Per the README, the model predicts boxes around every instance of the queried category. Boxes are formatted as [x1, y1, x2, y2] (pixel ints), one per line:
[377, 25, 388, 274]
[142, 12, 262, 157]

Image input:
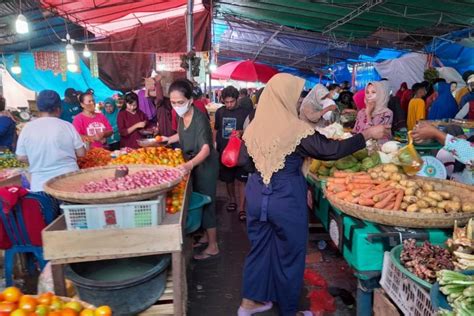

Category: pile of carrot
[326, 171, 404, 211]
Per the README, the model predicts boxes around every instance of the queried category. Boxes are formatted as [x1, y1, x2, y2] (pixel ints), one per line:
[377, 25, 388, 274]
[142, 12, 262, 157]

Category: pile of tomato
[77, 148, 112, 169]
[110, 147, 185, 167]
[0, 287, 112, 316]
[166, 180, 186, 214]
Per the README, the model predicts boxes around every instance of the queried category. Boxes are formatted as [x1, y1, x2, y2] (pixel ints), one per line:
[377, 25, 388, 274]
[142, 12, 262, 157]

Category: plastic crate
[380, 252, 436, 316]
[61, 195, 165, 230]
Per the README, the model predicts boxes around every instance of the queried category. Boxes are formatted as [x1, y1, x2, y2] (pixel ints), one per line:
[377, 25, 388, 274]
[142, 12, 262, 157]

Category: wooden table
[42, 181, 190, 316]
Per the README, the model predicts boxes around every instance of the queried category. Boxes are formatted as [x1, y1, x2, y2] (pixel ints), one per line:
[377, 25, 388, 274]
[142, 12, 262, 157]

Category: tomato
[64, 302, 83, 313]
[49, 299, 64, 311]
[79, 309, 94, 316]
[3, 287, 23, 303]
[48, 312, 62, 316]
[36, 305, 50, 316]
[38, 293, 54, 306]
[11, 309, 29, 316]
[19, 295, 38, 312]
[94, 306, 112, 316]
[0, 302, 17, 313]
[61, 308, 78, 316]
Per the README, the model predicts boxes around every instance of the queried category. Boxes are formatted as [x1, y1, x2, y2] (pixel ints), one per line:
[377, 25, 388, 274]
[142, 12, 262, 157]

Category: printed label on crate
[103, 210, 119, 228]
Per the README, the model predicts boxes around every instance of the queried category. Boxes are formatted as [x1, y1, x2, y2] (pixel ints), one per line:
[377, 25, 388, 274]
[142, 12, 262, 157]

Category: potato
[390, 173, 403, 182]
[372, 166, 383, 173]
[462, 202, 474, 213]
[399, 174, 408, 181]
[400, 180, 408, 187]
[381, 172, 392, 180]
[434, 208, 445, 214]
[437, 201, 449, 210]
[407, 204, 419, 212]
[445, 201, 461, 213]
[383, 164, 399, 173]
[422, 196, 438, 207]
[403, 196, 418, 204]
[415, 190, 424, 199]
[370, 172, 378, 179]
[405, 187, 417, 196]
[452, 196, 461, 202]
[422, 183, 434, 192]
[400, 202, 408, 210]
[427, 191, 443, 202]
[406, 181, 418, 188]
[416, 200, 429, 209]
[389, 182, 397, 187]
[420, 208, 434, 214]
[438, 191, 452, 200]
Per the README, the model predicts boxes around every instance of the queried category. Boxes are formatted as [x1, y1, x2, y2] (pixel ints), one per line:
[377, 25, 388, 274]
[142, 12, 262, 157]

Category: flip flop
[192, 241, 209, 248]
[227, 202, 237, 212]
[298, 311, 313, 316]
[193, 251, 221, 261]
[238, 210, 247, 222]
[237, 302, 273, 316]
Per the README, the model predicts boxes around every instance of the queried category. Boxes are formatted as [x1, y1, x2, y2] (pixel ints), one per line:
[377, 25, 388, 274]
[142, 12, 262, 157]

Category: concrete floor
[187, 182, 357, 316]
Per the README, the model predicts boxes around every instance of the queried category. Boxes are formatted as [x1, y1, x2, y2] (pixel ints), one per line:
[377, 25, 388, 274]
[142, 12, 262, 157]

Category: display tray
[44, 164, 183, 204]
[325, 177, 474, 228]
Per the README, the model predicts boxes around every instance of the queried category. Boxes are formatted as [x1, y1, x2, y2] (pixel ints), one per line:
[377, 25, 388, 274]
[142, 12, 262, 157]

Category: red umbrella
[211, 60, 278, 83]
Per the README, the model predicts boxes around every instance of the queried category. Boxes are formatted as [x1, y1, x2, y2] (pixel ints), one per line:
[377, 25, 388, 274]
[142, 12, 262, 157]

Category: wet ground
[187, 182, 357, 316]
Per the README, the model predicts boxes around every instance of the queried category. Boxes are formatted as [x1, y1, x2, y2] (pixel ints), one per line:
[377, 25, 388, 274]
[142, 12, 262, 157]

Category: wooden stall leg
[172, 252, 185, 316]
[51, 264, 67, 296]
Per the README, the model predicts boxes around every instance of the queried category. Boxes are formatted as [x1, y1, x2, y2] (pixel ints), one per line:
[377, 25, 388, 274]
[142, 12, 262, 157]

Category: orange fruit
[0, 301, 18, 313]
[19, 295, 38, 312]
[79, 309, 94, 316]
[36, 305, 50, 316]
[64, 302, 83, 313]
[94, 306, 112, 316]
[3, 287, 23, 303]
[48, 312, 62, 316]
[38, 293, 54, 306]
[11, 309, 29, 316]
[49, 299, 64, 311]
[61, 308, 78, 316]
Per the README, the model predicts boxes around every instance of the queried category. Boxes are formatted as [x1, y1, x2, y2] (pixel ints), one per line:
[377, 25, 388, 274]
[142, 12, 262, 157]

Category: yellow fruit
[94, 306, 112, 316]
[3, 287, 23, 303]
[64, 302, 83, 313]
[79, 309, 94, 316]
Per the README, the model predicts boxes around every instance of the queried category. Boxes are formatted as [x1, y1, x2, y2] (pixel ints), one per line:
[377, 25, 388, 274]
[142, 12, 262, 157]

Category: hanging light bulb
[11, 55, 21, 74]
[65, 43, 76, 64]
[209, 63, 217, 72]
[15, 14, 29, 34]
[67, 63, 78, 73]
[83, 44, 91, 58]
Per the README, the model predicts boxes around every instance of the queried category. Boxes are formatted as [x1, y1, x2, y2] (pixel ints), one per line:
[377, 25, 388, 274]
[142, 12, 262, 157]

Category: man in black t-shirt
[214, 86, 251, 220]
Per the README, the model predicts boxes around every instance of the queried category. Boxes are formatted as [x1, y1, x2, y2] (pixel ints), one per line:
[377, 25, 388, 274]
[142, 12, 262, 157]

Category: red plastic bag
[304, 269, 328, 288]
[308, 289, 336, 313]
[221, 130, 242, 168]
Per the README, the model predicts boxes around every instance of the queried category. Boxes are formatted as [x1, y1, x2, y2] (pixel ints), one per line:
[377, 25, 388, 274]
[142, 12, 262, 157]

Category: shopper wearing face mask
[320, 83, 341, 124]
[162, 79, 220, 261]
[455, 72, 474, 120]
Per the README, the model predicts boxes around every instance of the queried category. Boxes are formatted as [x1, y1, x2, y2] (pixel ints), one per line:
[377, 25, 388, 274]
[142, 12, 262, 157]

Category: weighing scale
[307, 175, 451, 316]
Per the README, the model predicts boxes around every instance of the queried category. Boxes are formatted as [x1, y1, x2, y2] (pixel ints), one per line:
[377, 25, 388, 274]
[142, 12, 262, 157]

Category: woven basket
[32, 296, 96, 309]
[326, 177, 474, 228]
[44, 164, 183, 204]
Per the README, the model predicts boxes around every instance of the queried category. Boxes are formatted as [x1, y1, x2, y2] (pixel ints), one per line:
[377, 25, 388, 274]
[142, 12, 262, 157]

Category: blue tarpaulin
[5, 51, 118, 101]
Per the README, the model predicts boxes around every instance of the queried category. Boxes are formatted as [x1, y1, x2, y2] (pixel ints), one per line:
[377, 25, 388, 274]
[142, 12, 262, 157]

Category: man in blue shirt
[0, 96, 16, 150]
[60, 88, 81, 123]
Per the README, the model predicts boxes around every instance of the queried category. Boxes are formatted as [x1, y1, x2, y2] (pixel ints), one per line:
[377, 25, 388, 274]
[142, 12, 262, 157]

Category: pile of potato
[368, 164, 473, 214]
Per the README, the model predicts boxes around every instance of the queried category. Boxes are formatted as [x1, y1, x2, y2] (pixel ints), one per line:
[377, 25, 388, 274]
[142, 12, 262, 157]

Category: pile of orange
[110, 147, 185, 167]
[166, 180, 186, 214]
[0, 287, 112, 316]
[78, 148, 112, 169]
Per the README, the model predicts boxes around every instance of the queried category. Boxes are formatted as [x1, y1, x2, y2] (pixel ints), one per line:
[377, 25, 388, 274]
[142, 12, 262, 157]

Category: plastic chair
[0, 193, 55, 286]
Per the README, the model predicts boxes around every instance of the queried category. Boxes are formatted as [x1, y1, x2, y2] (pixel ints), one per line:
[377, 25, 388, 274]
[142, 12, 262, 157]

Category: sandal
[237, 302, 273, 316]
[227, 202, 237, 212]
[193, 251, 221, 261]
[192, 241, 209, 248]
[238, 210, 247, 221]
[298, 312, 313, 316]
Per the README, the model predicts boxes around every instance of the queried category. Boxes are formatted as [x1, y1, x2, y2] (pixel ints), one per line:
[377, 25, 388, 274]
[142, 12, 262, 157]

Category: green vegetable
[318, 165, 330, 177]
[347, 164, 361, 172]
[464, 285, 474, 297]
[329, 166, 337, 177]
[335, 156, 358, 170]
[441, 284, 466, 296]
[321, 161, 335, 168]
[438, 270, 474, 286]
[361, 157, 376, 171]
[352, 148, 369, 161]
[370, 152, 381, 165]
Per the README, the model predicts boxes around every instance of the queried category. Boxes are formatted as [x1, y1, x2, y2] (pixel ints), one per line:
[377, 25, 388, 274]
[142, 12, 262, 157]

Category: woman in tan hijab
[353, 81, 393, 144]
[238, 74, 388, 316]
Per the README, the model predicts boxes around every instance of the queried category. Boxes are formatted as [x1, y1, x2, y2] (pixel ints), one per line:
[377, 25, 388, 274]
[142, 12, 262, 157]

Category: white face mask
[367, 93, 377, 101]
[174, 101, 190, 117]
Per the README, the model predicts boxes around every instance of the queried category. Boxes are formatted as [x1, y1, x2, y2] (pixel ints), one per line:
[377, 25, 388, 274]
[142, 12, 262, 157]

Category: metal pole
[186, 0, 194, 80]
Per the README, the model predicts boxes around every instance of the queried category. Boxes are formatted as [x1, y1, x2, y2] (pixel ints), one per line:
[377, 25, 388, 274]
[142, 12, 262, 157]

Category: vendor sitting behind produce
[16, 90, 86, 192]
[73, 92, 113, 149]
[412, 122, 473, 185]
[117, 92, 152, 149]
[0, 95, 16, 151]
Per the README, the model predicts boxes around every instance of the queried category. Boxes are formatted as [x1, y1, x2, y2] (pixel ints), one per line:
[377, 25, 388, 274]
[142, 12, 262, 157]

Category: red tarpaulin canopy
[212, 60, 279, 83]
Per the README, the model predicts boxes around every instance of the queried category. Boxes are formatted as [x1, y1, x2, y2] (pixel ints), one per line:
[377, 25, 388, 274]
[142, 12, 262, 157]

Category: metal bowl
[137, 139, 166, 148]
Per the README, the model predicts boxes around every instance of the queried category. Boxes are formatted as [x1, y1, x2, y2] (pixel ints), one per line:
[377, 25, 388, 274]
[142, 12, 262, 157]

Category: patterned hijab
[243, 73, 315, 185]
[365, 81, 391, 116]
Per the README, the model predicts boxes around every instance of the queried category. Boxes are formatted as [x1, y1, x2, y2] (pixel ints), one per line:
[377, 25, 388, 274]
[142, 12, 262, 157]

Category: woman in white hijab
[299, 83, 338, 128]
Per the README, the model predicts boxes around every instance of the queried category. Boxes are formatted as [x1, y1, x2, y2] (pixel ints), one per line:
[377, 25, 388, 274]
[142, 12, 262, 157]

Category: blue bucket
[185, 192, 211, 234]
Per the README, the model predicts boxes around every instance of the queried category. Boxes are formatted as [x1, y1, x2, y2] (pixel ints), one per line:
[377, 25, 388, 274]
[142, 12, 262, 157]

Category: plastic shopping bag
[221, 130, 242, 168]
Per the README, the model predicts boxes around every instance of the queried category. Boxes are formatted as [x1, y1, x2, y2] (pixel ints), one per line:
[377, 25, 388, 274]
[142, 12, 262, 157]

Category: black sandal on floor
[238, 210, 247, 221]
[227, 202, 237, 212]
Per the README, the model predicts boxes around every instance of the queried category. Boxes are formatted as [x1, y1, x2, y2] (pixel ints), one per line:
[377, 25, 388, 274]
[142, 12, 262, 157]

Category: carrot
[352, 197, 360, 204]
[333, 171, 351, 178]
[374, 191, 397, 209]
[361, 187, 393, 199]
[331, 184, 347, 193]
[352, 187, 374, 197]
[335, 191, 351, 199]
[359, 198, 375, 206]
[386, 202, 395, 210]
[392, 190, 404, 210]
[328, 178, 346, 184]
[349, 179, 378, 185]
[373, 189, 396, 202]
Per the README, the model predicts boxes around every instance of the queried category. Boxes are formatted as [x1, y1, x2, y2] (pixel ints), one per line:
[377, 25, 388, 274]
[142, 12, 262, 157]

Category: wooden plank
[139, 304, 174, 315]
[373, 289, 401, 316]
[43, 216, 182, 262]
[51, 264, 67, 296]
[172, 252, 184, 316]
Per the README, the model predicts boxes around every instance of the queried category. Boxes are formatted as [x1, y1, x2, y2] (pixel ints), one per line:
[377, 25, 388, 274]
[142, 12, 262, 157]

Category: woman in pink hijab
[353, 81, 393, 144]
[353, 89, 366, 110]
